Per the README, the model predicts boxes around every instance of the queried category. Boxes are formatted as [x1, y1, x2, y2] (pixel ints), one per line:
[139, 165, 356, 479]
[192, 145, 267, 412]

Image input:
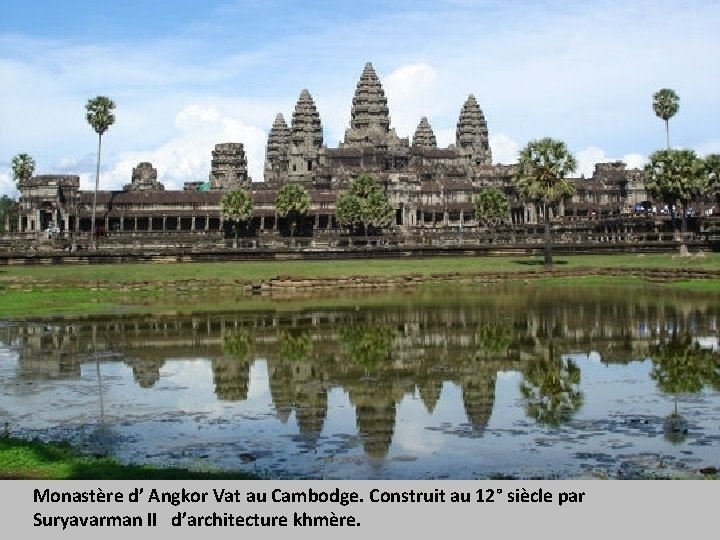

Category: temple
[13, 61, 659, 244]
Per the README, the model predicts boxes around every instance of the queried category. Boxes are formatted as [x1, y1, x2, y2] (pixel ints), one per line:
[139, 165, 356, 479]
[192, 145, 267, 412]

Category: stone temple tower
[124, 162, 164, 191]
[288, 89, 323, 180]
[412, 117, 437, 149]
[456, 94, 492, 165]
[264, 113, 290, 182]
[342, 62, 405, 150]
[209, 142, 250, 189]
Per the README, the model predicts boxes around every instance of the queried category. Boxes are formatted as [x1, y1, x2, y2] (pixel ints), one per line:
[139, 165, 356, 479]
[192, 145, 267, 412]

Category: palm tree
[10, 153, 35, 188]
[514, 137, 577, 268]
[703, 153, 720, 206]
[645, 148, 703, 234]
[275, 183, 310, 238]
[220, 187, 253, 248]
[85, 96, 116, 250]
[652, 88, 680, 150]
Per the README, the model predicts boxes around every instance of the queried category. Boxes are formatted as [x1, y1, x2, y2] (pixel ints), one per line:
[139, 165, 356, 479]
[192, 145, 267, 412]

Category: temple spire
[264, 113, 290, 181]
[288, 89, 323, 179]
[456, 94, 492, 165]
[342, 62, 405, 149]
[412, 117, 437, 148]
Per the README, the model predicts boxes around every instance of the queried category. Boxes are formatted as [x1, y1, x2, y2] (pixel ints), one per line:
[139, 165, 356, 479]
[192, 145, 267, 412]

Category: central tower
[342, 62, 405, 150]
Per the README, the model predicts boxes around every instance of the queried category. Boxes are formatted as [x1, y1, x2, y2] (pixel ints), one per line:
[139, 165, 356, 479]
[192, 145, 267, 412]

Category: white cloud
[435, 128, 455, 149]
[622, 154, 646, 170]
[575, 146, 647, 178]
[0, 169, 17, 198]
[2, 1, 718, 198]
[384, 63, 439, 139]
[490, 133, 520, 165]
[575, 147, 609, 178]
[104, 105, 267, 191]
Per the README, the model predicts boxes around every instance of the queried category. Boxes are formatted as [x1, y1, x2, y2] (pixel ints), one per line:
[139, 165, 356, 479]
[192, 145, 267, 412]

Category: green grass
[2, 253, 719, 283]
[0, 437, 259, 480]
[1, 254, 718, 319]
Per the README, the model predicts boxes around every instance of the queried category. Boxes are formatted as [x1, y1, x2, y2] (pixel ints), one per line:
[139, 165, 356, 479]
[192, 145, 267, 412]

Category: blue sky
[1, 0, 718, 194]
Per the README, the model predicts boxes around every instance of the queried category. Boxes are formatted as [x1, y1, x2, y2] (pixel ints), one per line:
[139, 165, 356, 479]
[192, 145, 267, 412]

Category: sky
[1, 0, 718, 196]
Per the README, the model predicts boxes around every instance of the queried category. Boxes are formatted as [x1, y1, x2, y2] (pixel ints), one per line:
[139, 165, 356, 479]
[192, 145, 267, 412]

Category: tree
[335, 192, 363, 233]
[703, 153, 720, 205]
[514, 137, 576, 268]
[652, 88, 680, 150]
[475, 187, 509, 241]
[275, 183, 310, 237]
[220, 188, 253, 247]
[644, 148, 703, 234]
[86, 96, 116, 250]
[336, 174, 394, 237]
[11, 153, 35, 188]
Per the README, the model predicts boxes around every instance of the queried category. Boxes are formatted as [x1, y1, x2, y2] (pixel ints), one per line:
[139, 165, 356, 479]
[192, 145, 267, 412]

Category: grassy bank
[1, 254, 718, 319]
[2, 253, 720, 283]
[0, 437, 257, 480]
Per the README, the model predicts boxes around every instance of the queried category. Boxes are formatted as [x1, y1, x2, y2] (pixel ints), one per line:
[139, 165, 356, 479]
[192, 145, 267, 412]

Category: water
[1, 284, 718, 479]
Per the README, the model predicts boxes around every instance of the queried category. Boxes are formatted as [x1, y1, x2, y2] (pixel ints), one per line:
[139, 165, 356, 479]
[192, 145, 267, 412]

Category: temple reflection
[2, 285, 718, 460]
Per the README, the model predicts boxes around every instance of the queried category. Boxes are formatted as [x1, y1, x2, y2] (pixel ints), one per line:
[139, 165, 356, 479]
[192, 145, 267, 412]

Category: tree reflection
[339, 324, 395, 371]
[213, 331, 255, 401]
[475, 323, 512, 356]
[278, 331, 313, 362]
[222, 331, 254, 360]
[650, 333, 715, 397]
[650, 332, 720, 443]
[519, 345, 584, 427]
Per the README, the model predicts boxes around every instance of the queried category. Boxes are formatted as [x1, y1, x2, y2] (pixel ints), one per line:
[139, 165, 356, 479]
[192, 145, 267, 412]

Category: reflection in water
[650, 332, 720, 444]
[651, 333, 720, 398]
[339, 324, 395, 372]
[216, 331, 254, 401]
[475, 323, 512, 356]
[519, 346, 583, 427]
[1, 284, 719, 478]
[278, 331, 313, 363]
